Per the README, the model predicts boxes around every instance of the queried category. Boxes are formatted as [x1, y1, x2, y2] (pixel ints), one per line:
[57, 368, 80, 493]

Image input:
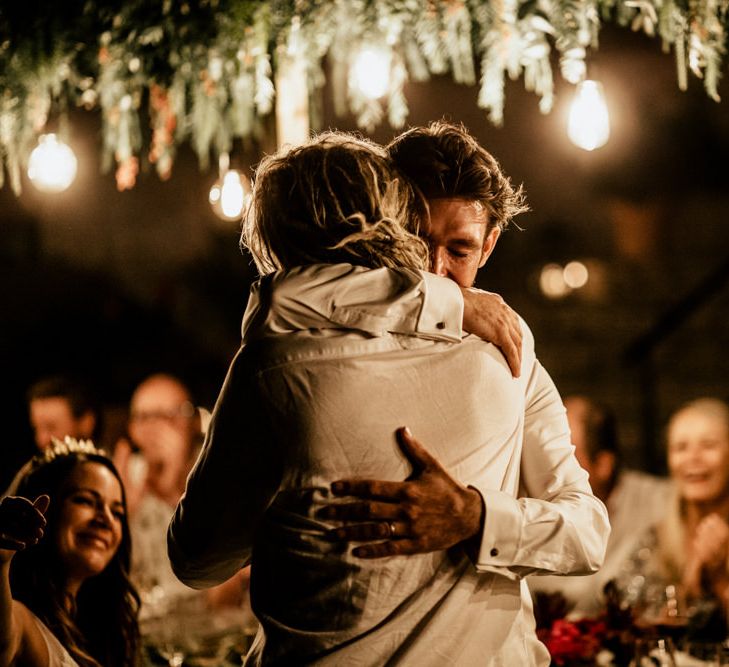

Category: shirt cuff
[470, 485, 521, 580]
[416, 272, 464, 342]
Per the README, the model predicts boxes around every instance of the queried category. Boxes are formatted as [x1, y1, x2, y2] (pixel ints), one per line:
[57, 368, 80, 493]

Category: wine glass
[630, 637, 677, 667]
[636, 583, 689, 640]
[139, 585, 190, 666]
[156, 644, 185, 667]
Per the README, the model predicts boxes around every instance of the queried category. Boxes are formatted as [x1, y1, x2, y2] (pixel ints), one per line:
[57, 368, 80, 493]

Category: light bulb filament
[568, 80, 610, 151]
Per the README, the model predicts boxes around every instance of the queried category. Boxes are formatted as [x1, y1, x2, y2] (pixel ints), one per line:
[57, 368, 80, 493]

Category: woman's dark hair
[9, 447, 140, 667]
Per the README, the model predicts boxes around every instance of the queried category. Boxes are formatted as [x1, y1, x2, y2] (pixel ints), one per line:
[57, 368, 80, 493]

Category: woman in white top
[624, 398, 729, 626]
[0, 437, 139, 666]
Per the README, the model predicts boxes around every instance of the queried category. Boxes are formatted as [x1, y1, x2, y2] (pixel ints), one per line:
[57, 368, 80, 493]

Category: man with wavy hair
[169, 130, 608, 665]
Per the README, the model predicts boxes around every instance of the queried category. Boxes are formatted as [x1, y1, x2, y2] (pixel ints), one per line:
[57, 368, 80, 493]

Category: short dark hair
[387, 120, 528, 231]
[27, 375, 98, 421]
[27, 375, 102, 443]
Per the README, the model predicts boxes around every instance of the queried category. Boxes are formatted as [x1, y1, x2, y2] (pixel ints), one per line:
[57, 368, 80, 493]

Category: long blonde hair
[241, 132, 429, 275]
[655, 398, 729, 582]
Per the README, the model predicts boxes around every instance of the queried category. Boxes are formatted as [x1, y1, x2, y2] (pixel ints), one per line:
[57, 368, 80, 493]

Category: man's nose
[431, 248, 448, 277]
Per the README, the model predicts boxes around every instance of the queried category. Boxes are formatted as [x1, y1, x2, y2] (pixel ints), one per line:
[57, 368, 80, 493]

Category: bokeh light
[568, 80, 610, 151]
[563, 260, 589, 289]
[351, 47, 392, 99]
[27, 134, 78, 193]
[209, 170, 249, 222]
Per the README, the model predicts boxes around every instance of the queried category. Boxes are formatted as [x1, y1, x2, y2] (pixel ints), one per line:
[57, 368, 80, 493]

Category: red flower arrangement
[538, 618, 609, 666]
[533, 584, 639, 666]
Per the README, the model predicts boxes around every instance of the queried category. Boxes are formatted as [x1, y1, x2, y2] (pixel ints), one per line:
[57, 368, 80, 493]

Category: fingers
[500, 334, 522, 379]
[352, 538, 422, 559]
[494, 306, 522, 378]
[699, 513, 729, 533]
[34, 495, 50, 515]
[318, 500, 401, 522]
[0, 535, 27, 551]
[0, 496, 47, 550]
[461, 288, 522, 378]
[328, 519, 405, 543]
[395, 427, 441, 474]
[330, 478, 408, 501]
[330, 428, 441, 497]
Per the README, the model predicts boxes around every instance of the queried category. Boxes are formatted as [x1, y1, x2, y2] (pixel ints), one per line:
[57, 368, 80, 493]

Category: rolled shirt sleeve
[470, 357, 610, 579]
[168, 344, 282, 588]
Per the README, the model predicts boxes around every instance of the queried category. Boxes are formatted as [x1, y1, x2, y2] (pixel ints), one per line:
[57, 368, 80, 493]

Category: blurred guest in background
[114, 373, 204, 604]
[122, 373, 202, 512]
[625, 397, 729, 617]
[114, 372, 250, 620]
[529, 395, 672, 616]
[0, 437, 139, 667]
[26, 375, 101, 451]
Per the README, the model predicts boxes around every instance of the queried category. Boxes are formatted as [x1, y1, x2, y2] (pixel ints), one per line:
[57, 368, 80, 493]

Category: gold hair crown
[42, 436, 106, 463]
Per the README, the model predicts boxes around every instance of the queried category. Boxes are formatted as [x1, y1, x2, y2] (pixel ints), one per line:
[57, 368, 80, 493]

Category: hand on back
[317, 427, 484, 558]
[461, 287, 522, 378]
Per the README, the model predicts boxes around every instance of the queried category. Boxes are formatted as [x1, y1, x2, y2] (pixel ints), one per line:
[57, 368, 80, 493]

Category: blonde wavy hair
[655, 398, 729, 584]
[241, 132, 429, 275]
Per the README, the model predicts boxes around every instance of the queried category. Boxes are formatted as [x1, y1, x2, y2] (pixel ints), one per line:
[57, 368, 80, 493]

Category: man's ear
[593, 450, 617, 485]
[78, 410, 97, 439]
[478, 226, 501, 268]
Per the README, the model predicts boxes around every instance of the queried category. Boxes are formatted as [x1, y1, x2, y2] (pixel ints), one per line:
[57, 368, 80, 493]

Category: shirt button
[436, 321, 446, 330]
[490, 548, 499, 557]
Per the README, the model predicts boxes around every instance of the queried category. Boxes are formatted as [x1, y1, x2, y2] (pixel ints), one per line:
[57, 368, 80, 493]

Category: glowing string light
[568, 80, 610, 151]
[351, 47, 392, 99]
[209, 168, 249, 222]
[27, 134, 78, 192]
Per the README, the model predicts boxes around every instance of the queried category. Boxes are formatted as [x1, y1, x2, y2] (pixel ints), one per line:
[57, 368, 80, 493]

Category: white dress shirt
[529, 469, 672, 616]
[169, 263, 609, 666]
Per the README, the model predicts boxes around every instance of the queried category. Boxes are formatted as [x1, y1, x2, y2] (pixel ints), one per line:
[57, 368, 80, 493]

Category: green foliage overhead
[0, 0, 726, 192]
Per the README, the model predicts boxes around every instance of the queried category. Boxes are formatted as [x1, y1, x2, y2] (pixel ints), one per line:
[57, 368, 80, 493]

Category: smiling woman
[622, 398, 729, 627]
[0, 438, 139, 667]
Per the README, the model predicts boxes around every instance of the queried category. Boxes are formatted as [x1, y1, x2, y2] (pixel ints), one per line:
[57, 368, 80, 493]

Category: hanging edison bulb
[568, 80, 610, 151]
[27, 133, 78, 192]
[351, 46, 392, 99]
[209, 154, 250, 222]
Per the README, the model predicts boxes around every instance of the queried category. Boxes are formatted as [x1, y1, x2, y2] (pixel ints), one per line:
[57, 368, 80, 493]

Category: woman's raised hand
[694, 513, 729, 575]
[683, 513, 729, 599]
[0, 495, 50, 559]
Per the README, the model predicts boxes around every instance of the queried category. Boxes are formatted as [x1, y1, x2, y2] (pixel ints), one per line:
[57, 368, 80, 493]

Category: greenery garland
[0, 0, 726, 193]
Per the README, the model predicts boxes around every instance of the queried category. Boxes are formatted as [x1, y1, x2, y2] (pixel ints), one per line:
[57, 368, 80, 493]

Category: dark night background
[1, 25, 728, 488]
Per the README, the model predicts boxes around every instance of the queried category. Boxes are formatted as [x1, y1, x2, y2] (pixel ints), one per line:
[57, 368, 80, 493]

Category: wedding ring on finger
[386, 521, 397, 539]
